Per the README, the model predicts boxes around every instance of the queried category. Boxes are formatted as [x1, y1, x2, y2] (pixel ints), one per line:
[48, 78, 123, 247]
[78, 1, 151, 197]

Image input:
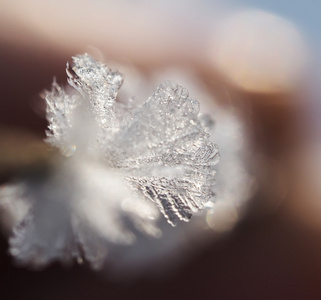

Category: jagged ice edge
[44, 53, 220, 226]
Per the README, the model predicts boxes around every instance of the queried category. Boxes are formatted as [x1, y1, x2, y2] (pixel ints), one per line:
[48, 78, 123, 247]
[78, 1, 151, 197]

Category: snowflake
[1, 54, 219, 269]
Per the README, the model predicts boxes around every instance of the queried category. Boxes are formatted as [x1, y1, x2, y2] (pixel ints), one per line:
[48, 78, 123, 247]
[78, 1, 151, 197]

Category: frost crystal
[2, 54, 219, 268]
[46, 54, 219, 225]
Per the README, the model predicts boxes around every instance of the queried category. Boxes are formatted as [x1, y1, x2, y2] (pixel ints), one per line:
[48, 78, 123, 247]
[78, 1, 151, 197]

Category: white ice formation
[1, 54, 219, 268]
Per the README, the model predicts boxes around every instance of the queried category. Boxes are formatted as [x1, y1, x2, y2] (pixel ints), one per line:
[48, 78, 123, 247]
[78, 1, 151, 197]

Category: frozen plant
[0, 54, 219, 269]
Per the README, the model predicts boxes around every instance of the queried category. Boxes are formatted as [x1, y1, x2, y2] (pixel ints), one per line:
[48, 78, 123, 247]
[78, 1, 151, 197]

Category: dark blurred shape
[0, 129, 52, 184]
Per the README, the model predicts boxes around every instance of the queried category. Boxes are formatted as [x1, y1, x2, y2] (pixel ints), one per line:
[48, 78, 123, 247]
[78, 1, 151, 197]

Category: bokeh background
[1, 0, 321, 299]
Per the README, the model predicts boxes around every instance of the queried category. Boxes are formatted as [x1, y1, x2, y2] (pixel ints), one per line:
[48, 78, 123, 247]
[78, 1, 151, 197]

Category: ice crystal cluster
[0, 54, 219, 269]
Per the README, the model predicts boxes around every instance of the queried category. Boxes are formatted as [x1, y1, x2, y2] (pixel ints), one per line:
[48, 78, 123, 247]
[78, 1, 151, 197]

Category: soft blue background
[204, 0, 320, 47]
[239, 0, 320, 44]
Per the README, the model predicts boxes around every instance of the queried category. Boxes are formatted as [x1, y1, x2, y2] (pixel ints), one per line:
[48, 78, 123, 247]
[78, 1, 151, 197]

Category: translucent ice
[2, 54, 219, 268]
[45, 54, 219, 225]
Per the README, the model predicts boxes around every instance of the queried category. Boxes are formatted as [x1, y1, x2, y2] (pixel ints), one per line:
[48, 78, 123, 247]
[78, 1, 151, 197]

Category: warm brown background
[1, 2, 321, 298]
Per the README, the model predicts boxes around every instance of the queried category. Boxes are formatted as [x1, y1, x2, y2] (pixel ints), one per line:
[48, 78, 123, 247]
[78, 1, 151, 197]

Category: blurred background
[1, 0, 321, 299]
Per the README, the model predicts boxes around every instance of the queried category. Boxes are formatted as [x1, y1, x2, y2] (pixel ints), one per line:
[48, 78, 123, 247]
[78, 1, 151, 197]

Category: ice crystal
[46, 54, 219, 226]
[2, 54, 219, 268]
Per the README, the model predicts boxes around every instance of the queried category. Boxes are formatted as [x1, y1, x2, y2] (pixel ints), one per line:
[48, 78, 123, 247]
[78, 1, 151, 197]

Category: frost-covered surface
[46, 54, 219, 226]
[0, 54, 220, 269]
[149, 70, 254, 233]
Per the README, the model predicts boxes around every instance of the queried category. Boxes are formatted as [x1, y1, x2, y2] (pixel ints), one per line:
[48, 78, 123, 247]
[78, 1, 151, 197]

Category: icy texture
[45, 54, 219, 226]
[3, 54, 219, 268]
[66, 54, 123, 127]
[117, 82, 219, 225]
[7, 161, 159, 269]
[148, 70, 253, 234]
[44, 80, 79, 154]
